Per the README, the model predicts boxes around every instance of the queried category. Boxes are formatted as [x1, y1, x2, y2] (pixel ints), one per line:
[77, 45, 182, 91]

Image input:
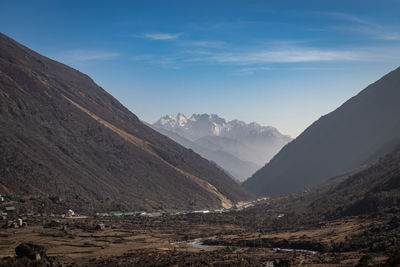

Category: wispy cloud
[305, 28, 328, 32]
[129, 32, 400, 74]
[381, 33, 400, 41]
[58, 50, 119, 62]
[131, 54, 182, 68]
[130, 54, 155, 61]
[130, 44, 400, 74]
[314, 11, 400, 41]
[137, 33, 183, 40]
[188, 47, 361, 65]
[265, 40, 311, 46]
[189, 20, 282, 31]
[313, 11, 370, 25]
[179, 40, 227, 48]
[335, 24, 400, 41]
[232, 66, 272, 76]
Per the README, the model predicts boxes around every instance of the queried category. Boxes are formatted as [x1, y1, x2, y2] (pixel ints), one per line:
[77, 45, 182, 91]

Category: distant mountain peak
[158, 113, 188, 127]
[152, 113, 292, 181]
[154, 113, 288, 140]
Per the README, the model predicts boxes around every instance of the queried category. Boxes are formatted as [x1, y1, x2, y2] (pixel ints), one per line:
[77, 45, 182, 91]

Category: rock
[15, 243, 46, 260]
[273, 259, 291, 267]
[44, 220, 60, 228]
[95, 223, 106, 231]
[4, 220, 19, 229]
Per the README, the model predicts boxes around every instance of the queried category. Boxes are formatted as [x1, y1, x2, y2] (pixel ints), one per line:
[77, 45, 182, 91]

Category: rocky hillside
[308, 145, 400, 218]
[244, 67, 400, 196]
[0, 33, 251, 214]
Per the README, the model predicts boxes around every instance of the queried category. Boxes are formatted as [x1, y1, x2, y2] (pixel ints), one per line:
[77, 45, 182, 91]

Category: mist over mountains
[151, 113, 292, 182]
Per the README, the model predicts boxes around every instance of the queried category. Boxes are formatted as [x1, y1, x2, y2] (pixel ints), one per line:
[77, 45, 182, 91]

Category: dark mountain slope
[264, 144, 400, 219]
[308, 145, 400, 217]
[0, 33, 251, 213]
[244, 66, 400, 196]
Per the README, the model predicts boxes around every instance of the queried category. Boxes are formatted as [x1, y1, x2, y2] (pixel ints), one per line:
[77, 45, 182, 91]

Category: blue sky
[1, 0, 400, 137]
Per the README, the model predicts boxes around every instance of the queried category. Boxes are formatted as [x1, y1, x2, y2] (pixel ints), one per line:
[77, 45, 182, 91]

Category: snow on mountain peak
[176, 113, 187, 126]
[157, 113, 188, 127]
[153, 113, 290, 141]
[151, 113, 293, 180]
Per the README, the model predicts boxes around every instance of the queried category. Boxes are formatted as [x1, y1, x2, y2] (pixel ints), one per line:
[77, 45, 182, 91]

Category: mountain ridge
[0, 32, 251, 213]
[154, 113, 290, 142]
[243, 66, 400, 196]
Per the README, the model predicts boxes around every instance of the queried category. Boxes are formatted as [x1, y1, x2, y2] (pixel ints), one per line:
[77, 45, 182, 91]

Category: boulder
[95, 223, 106, 231]
[44, 220, 60, 228]
[15, 243, 46, 260]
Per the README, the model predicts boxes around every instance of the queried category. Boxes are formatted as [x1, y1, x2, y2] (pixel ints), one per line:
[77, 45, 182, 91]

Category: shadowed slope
[309, 144, 400, 217]
[244, 66, 400, 196]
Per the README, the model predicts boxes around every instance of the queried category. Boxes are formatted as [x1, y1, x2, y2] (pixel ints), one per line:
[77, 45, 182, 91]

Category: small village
[0, 191, 268, 230]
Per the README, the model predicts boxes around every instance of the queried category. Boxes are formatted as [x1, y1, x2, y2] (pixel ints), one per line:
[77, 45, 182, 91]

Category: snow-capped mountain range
[155, 113, 285, 140]
[151, 113, 292, 182]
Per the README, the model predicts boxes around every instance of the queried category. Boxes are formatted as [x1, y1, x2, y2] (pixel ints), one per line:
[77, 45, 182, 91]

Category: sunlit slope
[0, 33, 251, 213]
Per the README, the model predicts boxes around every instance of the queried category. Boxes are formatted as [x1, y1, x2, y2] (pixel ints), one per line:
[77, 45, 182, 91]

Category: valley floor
[0, 212, 398, 266]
